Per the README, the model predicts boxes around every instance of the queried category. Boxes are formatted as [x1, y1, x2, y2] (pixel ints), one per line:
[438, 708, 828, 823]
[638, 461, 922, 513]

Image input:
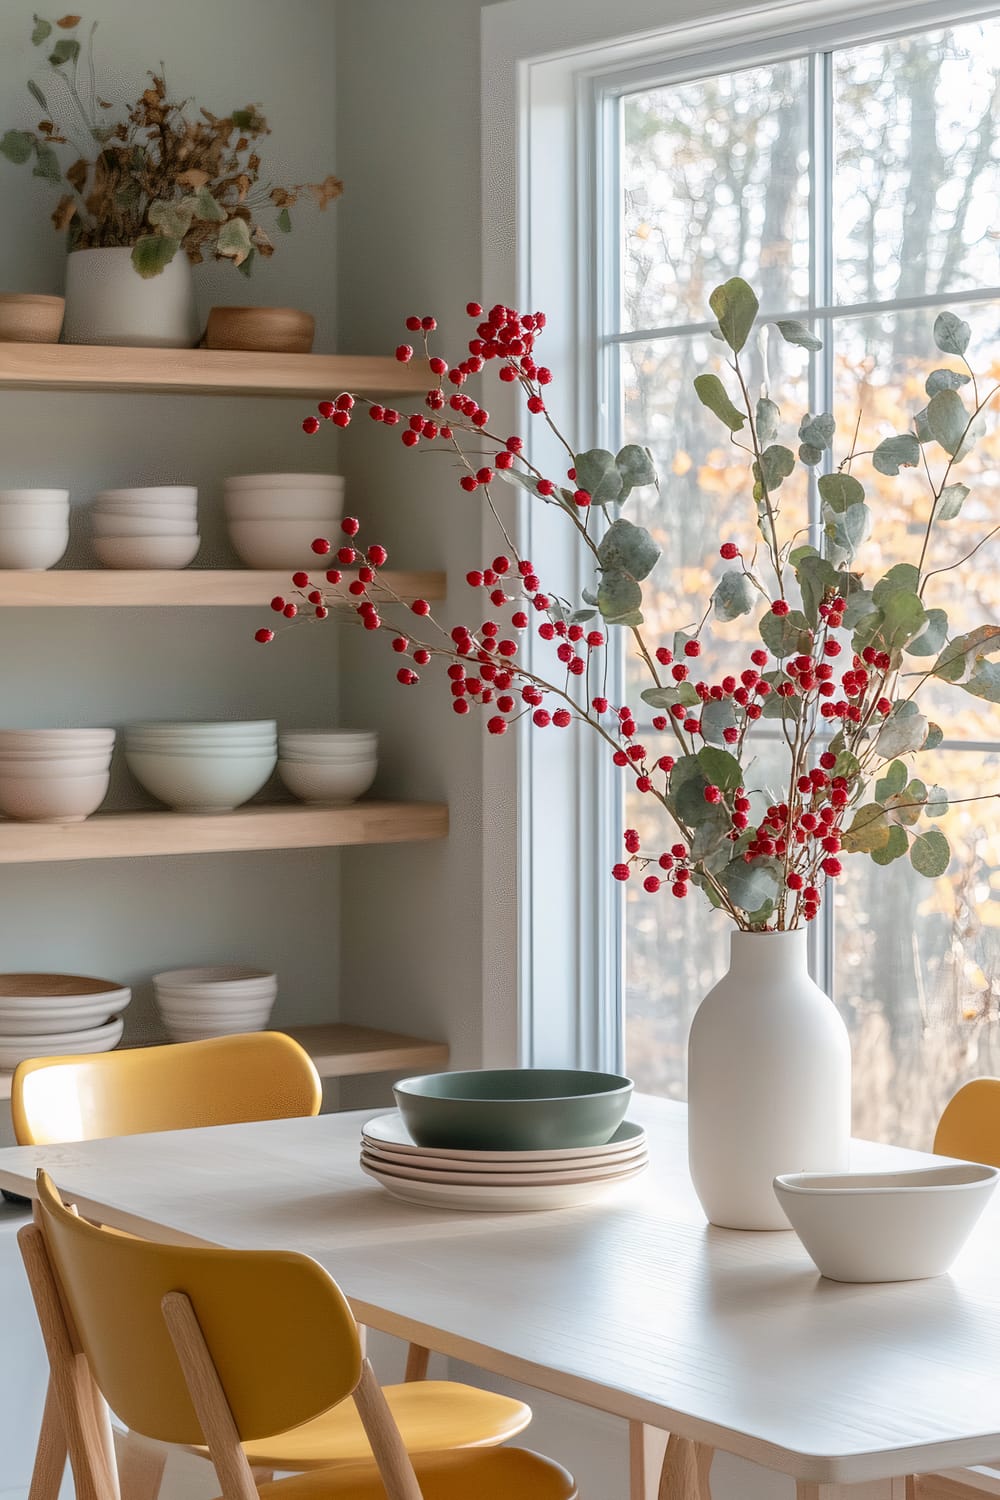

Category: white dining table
[2, 1094, 999, 1500]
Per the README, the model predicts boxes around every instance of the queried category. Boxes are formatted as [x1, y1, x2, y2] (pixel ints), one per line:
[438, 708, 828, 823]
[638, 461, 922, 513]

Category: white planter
[62, 247, 199, 348]
[687, 929, 852, 1230]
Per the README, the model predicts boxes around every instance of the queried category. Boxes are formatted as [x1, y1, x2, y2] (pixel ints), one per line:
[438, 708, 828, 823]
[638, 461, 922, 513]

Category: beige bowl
[205, 306, 314, 354]
[0, 769, 110, 822]
[224, 474, 345, 490]
[0, 729, 115, 750]
[0, 754, 111, 776]
[0, 489, 70, 507]
[227, 519, 339, 569]
[0, 293, 64, 343]
[277, 755, 376, 806]
[92, 535, 200, 570]
[96, 486, 197, 506]
[0, 528, 69, 570]
[125, 745, 276, 813]
[91, 515, 199, 538]
[223, 490, 346, 521]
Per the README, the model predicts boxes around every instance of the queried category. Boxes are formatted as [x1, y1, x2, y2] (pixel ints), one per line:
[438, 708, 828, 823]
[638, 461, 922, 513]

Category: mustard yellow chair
[12, 1035, 531, 1499]
[21, 1172, 576, 1500]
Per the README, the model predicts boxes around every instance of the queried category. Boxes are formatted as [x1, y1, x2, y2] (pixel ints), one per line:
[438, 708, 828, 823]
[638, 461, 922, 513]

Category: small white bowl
[773, 1163, 1000, 1282]
[0, 729, 115, 749]
[91, 515, 199, 538]
[0, 489, 70, 506]
[0, 504, 69, 524]
[224, 491, 345, 521]
[94, 500, 198, 518]
[0, 528, 68, 570]
[0, 754, 112, 777]
[127, 720, 277, 737]
[153, 965, 276, 987]
[227, 518, 340, 570]
[92, 535, 200, 570]
[125, 746, 276, 813]
[0, 769, 110, 822]
[277, 755, 376, 806]
[224, 473, 344, 490]
[96, 486, 198, 505]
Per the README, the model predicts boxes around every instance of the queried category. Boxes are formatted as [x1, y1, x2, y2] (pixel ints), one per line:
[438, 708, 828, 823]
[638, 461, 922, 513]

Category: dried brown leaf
[176, 168, 210, 188]
[308, 173, 343, 209]
[51, 194, 77, 231]
[66, 157, 88, 192]
[56, 14, 82, 27]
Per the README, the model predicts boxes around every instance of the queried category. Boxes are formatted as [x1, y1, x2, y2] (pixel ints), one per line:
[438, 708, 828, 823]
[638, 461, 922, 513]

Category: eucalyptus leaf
[933, 626, 1000, 684]
[872, 433, 920, 476]
[823, 500, 870, 565]
[700, 696, 738, 746]
[0, 130, 35, 164]
[596, 568, 643, 625]
[276, 207, 292, 232]
[709, 277, 758, 354]
[921, 723, 944, 751]
[773, 319, 822, 352]
[236, 248, 257, 279]
[875, 701, 929, 759]
[913, 406, 934, 444]
[760, 673, 801, 721]
[697, 746, 743, 792]
[925, 785, 949, 818]
[130, 234, 180, 278]
[48, 37, 80, 65]
[832, 749, 861, 782]
[755, 444, 795, 493]
[885, 780, 927, 828]
[910, 828, 951, 879]
[798, 412, 835, 451]
[693, 374, 745, 433]
[31, 141, 61, 184]
[574, 448, 624, 506]
[906, 607, 948, 657]
[873, 564, 920, 605]
[689, 805, 733, 864]
[818, 472, 865, 513]
[842, 802, 891, 854]
[794, 553, 838, 627]
[718, 857, 783, 914]
[713, 569, 755, 621]
[840, 585, 875, 630]
[641, 682, 700, 711]
[755, 398, 780, 445]
[799, 443, 824, 467]
[148, 198, 195, 239]
[759, 607, 811, 658]
[926, 368, 970, 396]
[935, 483, 970, 521]
[874, 760, 907, 802]
[615, 444, 657, 500]
[933, 311, 971, 357]
[927, 388, 982, 461]
[31, 15, 52, 44]
[870, 825, 909, 867]
[216, 216, 253, 264]
[877, 588, 928, 655]
[597, 517, 660, 581]
[191, 185, 226, 223]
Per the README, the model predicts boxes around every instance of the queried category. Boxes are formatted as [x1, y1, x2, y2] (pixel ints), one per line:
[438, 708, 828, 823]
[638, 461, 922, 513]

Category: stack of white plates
[0, 488, 69, 570]
[278, 729, 377, 806]
[0, 728, 115, 823]
[90, 486, 200, 570]
[224, 473, 345, 568]
[360, 1113, 648, 1211]
[153, 965, 278, 1042]
[124, 720, 277, 813]
[0, 972, 130, 1069]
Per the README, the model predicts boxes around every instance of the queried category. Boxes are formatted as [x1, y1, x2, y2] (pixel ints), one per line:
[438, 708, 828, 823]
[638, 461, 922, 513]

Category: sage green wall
[0, 0, 342, 1143]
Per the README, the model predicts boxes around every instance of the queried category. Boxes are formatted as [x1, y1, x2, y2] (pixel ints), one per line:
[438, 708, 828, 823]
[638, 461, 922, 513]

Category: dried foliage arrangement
[0, 14, 342, 277]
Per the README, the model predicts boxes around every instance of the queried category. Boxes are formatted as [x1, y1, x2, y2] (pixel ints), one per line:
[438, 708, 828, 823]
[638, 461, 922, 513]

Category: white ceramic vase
[687, 928, 852, 1230]
[62, 247, 199, 348]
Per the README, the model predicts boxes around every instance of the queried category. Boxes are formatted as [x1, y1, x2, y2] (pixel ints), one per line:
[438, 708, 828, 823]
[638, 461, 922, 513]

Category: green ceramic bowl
[393, 1068, 634, 1151]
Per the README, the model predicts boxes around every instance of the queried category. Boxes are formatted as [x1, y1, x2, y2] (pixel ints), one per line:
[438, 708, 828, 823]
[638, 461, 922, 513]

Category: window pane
[621, 330, 809, 705]
[835, 749, 1000, 1148]
[622, 58, 811, 332]
[832, 303, 1000, 739]
[834, 22, 1000, 307]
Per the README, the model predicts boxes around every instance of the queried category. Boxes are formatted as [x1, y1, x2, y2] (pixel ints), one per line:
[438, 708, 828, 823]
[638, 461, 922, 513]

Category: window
[603, 14, 1000, 1145]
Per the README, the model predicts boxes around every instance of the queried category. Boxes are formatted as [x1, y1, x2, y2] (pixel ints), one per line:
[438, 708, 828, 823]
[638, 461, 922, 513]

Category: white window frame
[481, 0, 1000, 1071]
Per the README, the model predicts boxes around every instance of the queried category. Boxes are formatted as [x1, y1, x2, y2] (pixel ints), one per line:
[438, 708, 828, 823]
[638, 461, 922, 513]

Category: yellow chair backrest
[34, 1170, 362, 1446]
[12, 1031, 322, 1145]
[934, 1078, 1000, 1167]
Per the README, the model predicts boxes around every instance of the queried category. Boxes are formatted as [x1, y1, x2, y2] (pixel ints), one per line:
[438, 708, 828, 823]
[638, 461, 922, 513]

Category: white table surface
[2, 1094, 999, 1490]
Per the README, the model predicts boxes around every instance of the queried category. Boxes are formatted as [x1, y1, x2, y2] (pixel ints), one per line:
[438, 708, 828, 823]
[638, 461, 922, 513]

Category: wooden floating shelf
[0, 1022, 449, 1101]
[0, 569, 446, 607]
[0, 801, 448, 865]
[0, 345, 432, 399]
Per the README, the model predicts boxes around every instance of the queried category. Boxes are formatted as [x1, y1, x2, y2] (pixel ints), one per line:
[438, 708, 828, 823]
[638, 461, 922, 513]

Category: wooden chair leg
[403, 1344, 431, 1382]
[658, 1434, 709, 1500]
[160, 1292, 259, 1500]
[116, 1432, 168, 1500]
[351, 1358, 424, 1500]
[28, 1377, 68, 1500]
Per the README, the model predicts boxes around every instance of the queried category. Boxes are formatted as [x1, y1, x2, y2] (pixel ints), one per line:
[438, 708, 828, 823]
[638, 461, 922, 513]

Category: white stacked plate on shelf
[0, 973, 130, 1069]
[360, 1112, 648, 1211]
[224, 473, 345, 568]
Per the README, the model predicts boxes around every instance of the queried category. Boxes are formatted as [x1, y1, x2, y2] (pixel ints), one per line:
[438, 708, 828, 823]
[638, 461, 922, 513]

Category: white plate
[360, 1148, 648, 1188]
[0, 994, 131, 1034]
[361, 1137, 648, 1176]
[0, 1016, 124, 1068]
[361, 1159, 647, 1212]
[362, 1112, 646, 1163]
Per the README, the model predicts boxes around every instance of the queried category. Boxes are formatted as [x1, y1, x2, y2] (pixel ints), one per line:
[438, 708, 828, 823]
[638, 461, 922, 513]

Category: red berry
[453, 699, 471, 715]
[537, 367, 552, 385]
[487, 716, 507, 735]
[643, 875, 661, 893]
[270, 595, 285, 612]
[821, 857, 843, 877]
[325, 569, 342, 585]
[671, 882, 688, 899]
[397, 668, 418, 685]
[771, 599, 790, 616]
[302, 416, 320, 434]
[533, 709, 551, 728]
[318, 400, 335, 419]
[413, 649, 431, 666]
[612, 863, 631, 882]
[283, 603, 297, 618]
[819, 751, 837, 770]
[552, 709, 572, 728]
[369, 405, 385, 422]
[335, 393, 354, 411]
[527, 395, 545, 413]
[750, 649, 768, 667]
[411, 598, 431, 616]
[477, 467, 494, 484]
[467, 301, 483, 317]
[391, 636, 408, 653]
[341, 517, 360, 536]
[254, 628, 274, 643]
[655, 647, 673, 666]
[573, 489, 591, 507]
[460, 475, 478, 492]
[877, 697, 892, 715]
[405, 316, 422, 332]
[506, 436, 524, 453]
[704, 784, 722, 804]
[429, 357, 447, 376]
[382, 409, 400, 425]
[337, 546, 356, 564]
[592, 696, 609, 714]
[402, 429, 419, 447]
[536, 479, 555, 497]
[395, 344, 413, 362]
[787, 872, 804, 890]
[421, 315, 436, 331]
[332, 411, 350, 428]
[315, 606, 328, 619]
[684, 640, 701, 658]
[311, 537, 332, 555]
[720, 542, 739, 560]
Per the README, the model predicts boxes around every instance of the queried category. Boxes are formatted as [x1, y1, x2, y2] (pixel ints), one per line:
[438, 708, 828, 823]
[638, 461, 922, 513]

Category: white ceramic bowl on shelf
[224, 491, 345, 521]
[0, 729, 115, 751]
[91, 515, 198, 538]
[0, 753, 112, 777]
[227, 518, 339, 570]
[0, 768, 110, 822]
[0, 504, 70, 526]
[95, 486, 197, 506]
[126, 719, 276, 739]
[0, 489, 70, 507]
[0, 527, 69, 570]
[125, 745, 276, 812]
[93, 501, 198, 520]
[278, 755, 376, 806]
[153, 965, 277, 1041]
[92, 535, 200, 570]
[773, 1163, 1000, 1282]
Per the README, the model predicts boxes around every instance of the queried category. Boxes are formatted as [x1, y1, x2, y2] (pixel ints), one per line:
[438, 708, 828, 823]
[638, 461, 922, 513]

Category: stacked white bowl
[0, 488, 69, 570]
[152, 965, 278, 1042]
[90, 485, 200, 569]
[0, 728, 114, 823]
[224, 473, 345, 568]
[124, 720, 277, 814]
[278, 729, 377, 806]
[0, 973, 131, 1069]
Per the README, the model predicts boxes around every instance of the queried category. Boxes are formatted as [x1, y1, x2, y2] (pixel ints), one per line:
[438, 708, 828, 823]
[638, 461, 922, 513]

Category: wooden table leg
[657, 1434, 712, 1500]
[629, 1421, 668, 1500]
[116, 1432, 167, 1500]
[403, 1345, 431, 1382]
[28, 1378, 67, 1500]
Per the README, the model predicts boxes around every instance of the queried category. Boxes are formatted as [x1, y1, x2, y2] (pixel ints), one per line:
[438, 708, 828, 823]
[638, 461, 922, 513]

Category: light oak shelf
[0, 1021, 449, 1101]
[0, 568, 446, 607]
[0, 801, 449, 865]
[0, 344, 432, 398]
